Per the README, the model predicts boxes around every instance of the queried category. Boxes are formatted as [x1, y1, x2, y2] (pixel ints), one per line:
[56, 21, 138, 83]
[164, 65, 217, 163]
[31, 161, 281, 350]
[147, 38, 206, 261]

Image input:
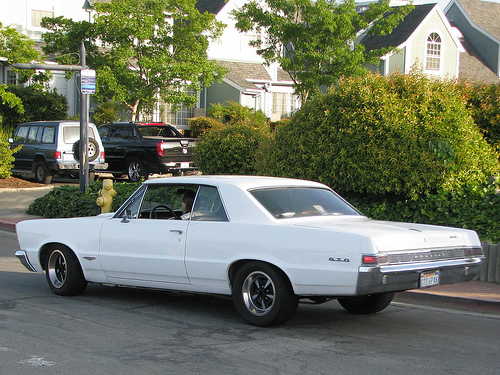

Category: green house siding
[206, 81, 240, 108]
[409, 12, 459, 77]
[388, 48, 406, 73]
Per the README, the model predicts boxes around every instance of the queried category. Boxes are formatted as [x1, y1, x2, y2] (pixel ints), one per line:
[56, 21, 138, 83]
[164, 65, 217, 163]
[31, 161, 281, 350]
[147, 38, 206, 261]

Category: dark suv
[9, 121, 107, 184]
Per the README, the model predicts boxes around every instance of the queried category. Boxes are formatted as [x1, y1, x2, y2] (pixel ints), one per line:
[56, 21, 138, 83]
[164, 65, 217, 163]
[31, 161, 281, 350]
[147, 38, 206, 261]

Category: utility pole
[13, 42, 94, 192]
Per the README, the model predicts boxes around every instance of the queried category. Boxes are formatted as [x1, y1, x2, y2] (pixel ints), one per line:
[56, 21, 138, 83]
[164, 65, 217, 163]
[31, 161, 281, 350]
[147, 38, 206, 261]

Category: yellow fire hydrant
[96, 179, 117, 214]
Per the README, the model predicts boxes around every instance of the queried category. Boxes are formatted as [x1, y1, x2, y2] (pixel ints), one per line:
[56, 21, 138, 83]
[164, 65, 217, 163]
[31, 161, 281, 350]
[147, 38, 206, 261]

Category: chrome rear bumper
[356, 257, 484, 295]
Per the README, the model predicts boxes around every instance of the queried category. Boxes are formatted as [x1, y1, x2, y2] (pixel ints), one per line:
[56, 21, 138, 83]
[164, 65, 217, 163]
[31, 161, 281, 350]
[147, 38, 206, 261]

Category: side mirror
[121, 209, 132, 223]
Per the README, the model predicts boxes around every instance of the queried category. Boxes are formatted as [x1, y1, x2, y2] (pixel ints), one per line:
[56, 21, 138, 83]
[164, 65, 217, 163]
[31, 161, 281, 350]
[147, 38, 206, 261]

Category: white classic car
[15, 176, 484, 326]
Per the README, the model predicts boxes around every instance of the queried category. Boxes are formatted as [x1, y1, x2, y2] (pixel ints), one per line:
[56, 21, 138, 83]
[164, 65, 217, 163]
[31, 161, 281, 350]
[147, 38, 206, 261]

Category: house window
[31, 10, 54, 27]
[425, 32, 441, 71]
[7, 70, 17, 85]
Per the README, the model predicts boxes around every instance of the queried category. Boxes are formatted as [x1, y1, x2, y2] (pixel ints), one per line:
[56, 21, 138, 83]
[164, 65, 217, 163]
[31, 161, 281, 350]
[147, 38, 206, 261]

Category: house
[360, 3, 465, 78]
[161, 0, 299, 129]
[444, 0, 500, 83]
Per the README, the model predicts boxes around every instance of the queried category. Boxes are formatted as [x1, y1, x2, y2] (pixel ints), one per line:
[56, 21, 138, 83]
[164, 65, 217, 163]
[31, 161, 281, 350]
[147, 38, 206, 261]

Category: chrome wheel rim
[88, 143, 97, 158]
[47, 250, 67, 288]
[128, 162, 141, 181]
[242, 271, 275, 316]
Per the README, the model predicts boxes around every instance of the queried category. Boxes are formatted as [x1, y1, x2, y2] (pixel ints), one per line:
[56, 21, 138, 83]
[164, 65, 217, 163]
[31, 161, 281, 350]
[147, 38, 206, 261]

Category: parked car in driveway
[15, 176, 484, 326]
[9, 121, 107, 184]
[97, 122, 196, 181]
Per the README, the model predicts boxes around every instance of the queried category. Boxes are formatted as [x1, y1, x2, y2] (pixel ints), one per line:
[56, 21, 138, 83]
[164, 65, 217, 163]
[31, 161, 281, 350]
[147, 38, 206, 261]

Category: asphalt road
[1, 230, 499, 375]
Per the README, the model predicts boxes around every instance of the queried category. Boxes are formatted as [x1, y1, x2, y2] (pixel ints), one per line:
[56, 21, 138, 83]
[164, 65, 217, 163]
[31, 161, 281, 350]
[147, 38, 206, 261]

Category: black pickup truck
[97, 122, 196, 181]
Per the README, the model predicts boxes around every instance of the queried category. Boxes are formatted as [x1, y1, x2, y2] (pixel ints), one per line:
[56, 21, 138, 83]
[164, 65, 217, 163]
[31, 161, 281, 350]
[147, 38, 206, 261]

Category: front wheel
[233, 262, 298, 327]
[45, 245, 87, 296]
[338, 292, 395, 314]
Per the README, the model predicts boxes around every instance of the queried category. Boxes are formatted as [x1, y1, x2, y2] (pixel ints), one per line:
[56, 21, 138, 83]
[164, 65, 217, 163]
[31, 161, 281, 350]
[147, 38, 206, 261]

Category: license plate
[181, 162, 190, 169]
[420, 271, 439, 288]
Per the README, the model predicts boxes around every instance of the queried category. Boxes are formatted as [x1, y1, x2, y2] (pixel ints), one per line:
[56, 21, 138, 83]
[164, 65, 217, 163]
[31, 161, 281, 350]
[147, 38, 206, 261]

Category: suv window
[13, 126, 29, 142]
[41, 126, 56, 144]
[27, 126, 39, 143]
[63, 126, 96, 143]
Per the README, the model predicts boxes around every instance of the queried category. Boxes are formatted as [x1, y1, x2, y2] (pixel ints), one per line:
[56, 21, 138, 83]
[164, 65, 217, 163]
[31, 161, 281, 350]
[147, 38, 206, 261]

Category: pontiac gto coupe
[15, 176, 484, 326]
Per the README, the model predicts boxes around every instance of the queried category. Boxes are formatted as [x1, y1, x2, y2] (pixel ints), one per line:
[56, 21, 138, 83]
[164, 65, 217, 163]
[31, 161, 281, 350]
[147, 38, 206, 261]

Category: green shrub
[26, 180, 140, 218]
[0, 137, 20, 178]
[194, 124, 269, 175]
[260, 70, 500, 198]
[188, 116, 224, 138]
[464, 83, 500, 152]
[0, 85, 68, 132]
[208, 101, 268, 128]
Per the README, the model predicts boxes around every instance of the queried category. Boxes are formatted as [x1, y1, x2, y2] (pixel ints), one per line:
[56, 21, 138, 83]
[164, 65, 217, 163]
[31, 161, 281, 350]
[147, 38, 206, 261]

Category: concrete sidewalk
[1, 186, 499, 313]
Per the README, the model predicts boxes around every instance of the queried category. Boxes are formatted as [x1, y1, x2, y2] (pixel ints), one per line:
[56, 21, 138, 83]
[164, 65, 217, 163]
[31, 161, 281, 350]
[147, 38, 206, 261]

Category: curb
[395, 290, 500, 313]
[0, 186, 53, 193]
[0, 221, 16, 233]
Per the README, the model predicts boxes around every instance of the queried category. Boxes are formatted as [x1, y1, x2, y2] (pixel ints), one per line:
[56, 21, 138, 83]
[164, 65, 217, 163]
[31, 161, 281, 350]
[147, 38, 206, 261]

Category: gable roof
[361, 4, 436, 52]
[458, 35, 500, 83]
[215, 60, 292, 92]
[196, 0, 228, 15]
[446, 0, 500, 40]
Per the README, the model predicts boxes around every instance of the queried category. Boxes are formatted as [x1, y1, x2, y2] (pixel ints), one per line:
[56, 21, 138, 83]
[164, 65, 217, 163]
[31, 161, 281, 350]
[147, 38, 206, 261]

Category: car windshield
[250, 187, 360, 219]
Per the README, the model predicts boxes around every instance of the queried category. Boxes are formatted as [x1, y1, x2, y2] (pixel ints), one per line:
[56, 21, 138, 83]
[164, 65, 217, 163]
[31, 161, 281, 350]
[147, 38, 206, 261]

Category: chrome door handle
[170, 230, 183, 235]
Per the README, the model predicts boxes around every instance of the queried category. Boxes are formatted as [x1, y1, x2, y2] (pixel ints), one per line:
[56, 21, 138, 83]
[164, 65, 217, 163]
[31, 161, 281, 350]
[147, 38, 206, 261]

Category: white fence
[479, 241, 500, 284]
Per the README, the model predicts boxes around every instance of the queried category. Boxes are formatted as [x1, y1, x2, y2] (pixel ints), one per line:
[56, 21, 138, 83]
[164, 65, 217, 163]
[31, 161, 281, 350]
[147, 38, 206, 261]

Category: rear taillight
[362, 254, 388, 265]
[464, 247, 484, 257]
[54, 151, 62, 159]
[100, 151, 105, 159]
[156, 142, 164, 156]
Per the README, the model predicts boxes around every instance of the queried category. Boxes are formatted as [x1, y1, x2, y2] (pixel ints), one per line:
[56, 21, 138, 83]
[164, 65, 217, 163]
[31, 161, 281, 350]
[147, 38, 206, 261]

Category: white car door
[98, 184, 196, 286]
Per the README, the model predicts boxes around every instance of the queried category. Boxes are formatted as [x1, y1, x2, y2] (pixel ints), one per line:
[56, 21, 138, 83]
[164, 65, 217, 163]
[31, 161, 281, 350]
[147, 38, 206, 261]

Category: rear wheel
[34, 161, 52, 184]
[338, 292, 395, 314]
[127, 158, 148, 182]
[45, 245, 87, 296]
[233, 262, 298, 327]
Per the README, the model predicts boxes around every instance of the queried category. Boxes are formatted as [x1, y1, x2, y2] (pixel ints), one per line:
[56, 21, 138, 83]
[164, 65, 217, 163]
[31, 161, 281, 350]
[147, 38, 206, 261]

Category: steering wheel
[150, 205, 176, 219]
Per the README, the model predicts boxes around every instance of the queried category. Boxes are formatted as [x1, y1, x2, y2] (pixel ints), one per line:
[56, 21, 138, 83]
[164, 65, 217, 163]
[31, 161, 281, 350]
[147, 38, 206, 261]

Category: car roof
[144, 175, 329, 190]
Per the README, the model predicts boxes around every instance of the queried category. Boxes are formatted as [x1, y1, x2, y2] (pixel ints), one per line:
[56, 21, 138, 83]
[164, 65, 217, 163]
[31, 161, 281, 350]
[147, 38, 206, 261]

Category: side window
[191, 186, 228, 222]
[27, 127, 39, 143]
[116, 186, 147, 219]
[139, 185, 196, 220]
[109, 126, 139, 142]
[41, 127, 56, 144]
[13, 126, 29, 142]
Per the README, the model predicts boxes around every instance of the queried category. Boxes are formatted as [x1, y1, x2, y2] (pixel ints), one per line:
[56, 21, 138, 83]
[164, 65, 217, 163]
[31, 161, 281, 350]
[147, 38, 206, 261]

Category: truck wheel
[127, 158, 148, 182]
[34, 161, 53, 184]
[338, 292, 395, 314]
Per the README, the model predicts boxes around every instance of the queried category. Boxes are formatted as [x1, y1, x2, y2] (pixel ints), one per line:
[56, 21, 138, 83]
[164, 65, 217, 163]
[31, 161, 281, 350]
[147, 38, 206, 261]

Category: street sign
[81, 69, 96, 94]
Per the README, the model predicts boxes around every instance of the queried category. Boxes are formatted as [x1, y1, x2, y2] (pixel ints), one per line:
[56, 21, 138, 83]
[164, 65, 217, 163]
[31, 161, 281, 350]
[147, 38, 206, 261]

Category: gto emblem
[329, 257, 350, 262]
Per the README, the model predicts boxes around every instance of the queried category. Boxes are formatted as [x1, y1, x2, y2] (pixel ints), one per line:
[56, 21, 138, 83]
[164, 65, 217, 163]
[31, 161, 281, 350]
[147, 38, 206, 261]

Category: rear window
[137, 125, 182, 138]
[251, 187, 359, 219]
[63, 126, 96, 143]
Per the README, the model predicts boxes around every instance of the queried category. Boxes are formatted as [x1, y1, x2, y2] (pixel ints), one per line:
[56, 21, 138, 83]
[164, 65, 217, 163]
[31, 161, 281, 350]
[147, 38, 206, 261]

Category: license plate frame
[420, 270, 440, 289]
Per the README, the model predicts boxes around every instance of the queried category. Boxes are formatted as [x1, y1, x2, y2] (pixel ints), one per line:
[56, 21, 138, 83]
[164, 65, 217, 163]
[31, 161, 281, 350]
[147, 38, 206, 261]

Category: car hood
[292, 216, 478, 252]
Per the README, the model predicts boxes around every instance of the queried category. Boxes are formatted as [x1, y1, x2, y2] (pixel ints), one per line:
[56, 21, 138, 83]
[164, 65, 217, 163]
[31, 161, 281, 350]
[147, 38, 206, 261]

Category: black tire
[338, 292, 395, 314]
[45, 245, 87, 296]
[73, 138, 99, 162]
[127, 158, 148, 182]
[34, 161, 53, 184]
[233, 262, 298, 327]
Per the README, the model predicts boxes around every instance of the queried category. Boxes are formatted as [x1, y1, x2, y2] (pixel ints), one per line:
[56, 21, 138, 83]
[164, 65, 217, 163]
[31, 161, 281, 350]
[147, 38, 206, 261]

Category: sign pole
[79, 42, 89, 192]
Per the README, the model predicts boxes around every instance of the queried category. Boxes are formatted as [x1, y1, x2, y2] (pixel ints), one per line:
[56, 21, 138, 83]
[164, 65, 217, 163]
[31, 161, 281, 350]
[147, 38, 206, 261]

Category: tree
[0, 21, 42, 121]
[232, 0, 413, 101]
[42, 0, 228, 121]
